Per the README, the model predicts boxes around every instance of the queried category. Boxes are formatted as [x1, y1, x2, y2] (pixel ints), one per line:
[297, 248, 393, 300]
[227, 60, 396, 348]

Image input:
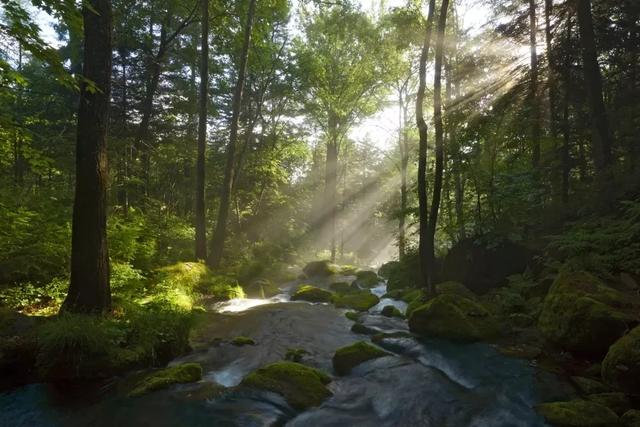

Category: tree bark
[529, 0, 541, 169]
[416, 0, 437, 294]
[195, 0, 209, 261]
[325, 111, 339, 263]
[63, 0, 112, 313]
[208, 0, 257, 267]
[561, 14, 573, 204]
[427, 0, 450, 292]
[397, 83, 408, 260]
[576, 0, 613, 185]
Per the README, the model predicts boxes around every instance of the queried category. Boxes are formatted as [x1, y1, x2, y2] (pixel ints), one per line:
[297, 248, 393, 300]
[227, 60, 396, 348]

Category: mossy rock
[380, 305, 404, 319]
[408, 294, 499, 342]
[538, 271, 638, 357]
[284, 348, 308, 363]
[199, 275, 245, 301]
[405, 298, 425, 318]
[344, 311, 360, 322]
[351, 323, 378, 335]
[583, 363, 603, 379]
[602, 325, 640, 395]
[128, 363, 203, 397]
[571, 376, 610, 395]
[353, 270, 380, 288]
[536, 399, 619, 427]
[621, 410, 640, 427]
[508, 313, 535, 328]
[338, 265, 358, 275]
[291, 285, 334, 303]
[231, 336, 255, 346]
[332, 291, 379, 311]
[435, 281, 476, 299]
[240, 362, 332, 410]
[587, 393, 631, 416]
[378, 261, 399, 279]
[332, 341, 390, 375]
[244, 279, 280, 299]
[329, 282, 352, 294]
[303, 261, 339, 278]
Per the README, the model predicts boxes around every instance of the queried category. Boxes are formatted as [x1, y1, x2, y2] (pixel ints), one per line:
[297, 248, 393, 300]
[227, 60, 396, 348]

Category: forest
[0, 0, 639, 425]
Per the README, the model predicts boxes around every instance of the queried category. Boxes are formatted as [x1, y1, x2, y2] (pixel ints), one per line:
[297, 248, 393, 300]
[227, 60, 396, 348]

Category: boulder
[586, 393, 631, 416]
[435, 281, 476, 298]
[352, 270, 380, 288]
[380, 305, 404, 318]
[378, 261, 399, 279]
[128, 363, 202, 397]
[291, 285, 334, 303]
[303, 261, 339, 278]
[536, 399, 619, 427]
[571, 376, 610, 395]
[602, 326, 640, 395]
[408, 294, 499, 342]
[332, 341, 390, 375]
[241, 362, 332, 410]
[332, 291, 379, 311]
[538, 271, 639, 357]
[329, 282, 352, 294]
[621, 410, 640, 427]
[230, 336, 255, 346]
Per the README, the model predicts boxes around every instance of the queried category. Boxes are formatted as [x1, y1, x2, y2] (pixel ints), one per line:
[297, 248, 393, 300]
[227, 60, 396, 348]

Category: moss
[329, 282, 352, 294]
[353, 270, 380, 288]
[408, 294, 499, 342]
[155, 262, 210, 290]
[284, 348, 308, 363]
[435, 281, 475, 299]
[538, 271, 637, 356]
[291, 285, 334, 303]
[508, 313, 534, 328]
[586, 393, 631, 416]
[380, 305, 404, 318]
[351, 323, 378, 335]
[405, 298, 425, 318]
[338, 265, 358, 275]
[199, 275, 245, 301]
[332, 291, 379, 311]
[621, 410, 640, 427]
[240, 361, 332, 410]
[601, 325, 640, 395]
[571, 376, 610, 395]
[536, 399, 619, 427]
[303, 261, 340, 277]
[128, 363, 203, 397]
[378, 261, 399, 279]
[332, 341, 390, 375]
[344, 311, 360, 322]
[231, 336, 255, 346]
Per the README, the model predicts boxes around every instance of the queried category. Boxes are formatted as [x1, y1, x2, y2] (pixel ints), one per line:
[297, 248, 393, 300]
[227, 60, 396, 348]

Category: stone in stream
[352, 270, 380, 288]
[332, 341, 390, 375]
[332, 290, 379, 311]
[291, 285, 334, 303]
[380, 305, 404, 319]
[240, 361, 332, 410]
[230, 336, 256, 346]
[536, 399, 619, 427]
[329, 281, 352, 294]
[128, 363, 203, 397]
[601, 325, 640, 395]
[586, 392, 631, 416]
[303, 260, 340, 277]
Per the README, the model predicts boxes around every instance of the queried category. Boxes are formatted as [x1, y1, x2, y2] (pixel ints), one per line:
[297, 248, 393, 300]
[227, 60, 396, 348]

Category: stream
[0, 273, 572, 427]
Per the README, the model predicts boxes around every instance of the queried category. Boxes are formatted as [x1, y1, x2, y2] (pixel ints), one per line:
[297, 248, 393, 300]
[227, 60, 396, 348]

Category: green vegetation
[332, 341, 390, 375]
[128, 363, 203, 397]
[231, 336, 256, 346]
[601, 326, 640, 395]
[240, 362, 332, 410]
[536, 400, 619, 427]
[332, 291, 380, 312]
[291, 285, 334, 303]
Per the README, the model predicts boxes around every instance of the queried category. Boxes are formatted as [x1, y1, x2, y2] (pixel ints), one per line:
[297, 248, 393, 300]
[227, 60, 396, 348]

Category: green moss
[329, 282, 352, 294]
[621, 410, 640, 427]
[435, 281, 475, 299]
[284, 348, 308, 363]
[332, 291, 379, 311]
[351, 323, 377, 335]
[586, 393, 631, 416]
[303, 261, 340, 277]
[231, 336, 255, 346]
[338, 265, 358, 275]
[408, 294, 499, 342]
[353, 270, 380, 288]
[128, 363, 203, 397]
[291, 285, 334, 303]
[536, 399, 619, 427]
[601, 325, 640, 395]
[199, 275, 245, 301]
[240, 361, 332, 410]
[405, 298, 425, 318]
[538, 271, 637, 356]
[155, 262, 209, 290]
[344, 311, 360, 321]
[378, 261, 399, 279]
[571, 376, 610, 395]
[380, 305, 404, 318]
[332, 341, 390, 375]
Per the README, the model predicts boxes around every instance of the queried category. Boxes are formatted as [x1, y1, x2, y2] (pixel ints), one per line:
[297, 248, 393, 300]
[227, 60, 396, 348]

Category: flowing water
[0, 274, 572, 427]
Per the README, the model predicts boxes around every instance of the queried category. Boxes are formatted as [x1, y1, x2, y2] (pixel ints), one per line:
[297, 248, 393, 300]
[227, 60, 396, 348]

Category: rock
[440, 236, 535, 294]
[536, 399, 619, 427]
[538, 271, 638, 356]
[435, 281, 476, 298]
[380, 305, 404, 318]
[303, 261, 339, 277]
[244, 279, 279, 299]
[240, 361, 332, 410]
[602, 325, 640, 395]
[128, 363, 203, 397]
[583, 363, 602, 379]
[586, 393, 631, 416]
[329, 282, 352, 294]
[291, 285, 334, 303]
[353, 270, 380, 288]
[405, 298, 425, 318]
[619, 273, 639, 292]
[378, 261, 399, 279]
[173, 381, 226, 401]
[284, 348, 309, 363]
[332, 341, 390, 375]
[344, 311, 360, 322]
[333, 291, 379, 311]
[508, 313, 535, 328]
[230, 336, 255, 346]
[408, 294, 499, 342]
[338, 265, 358, 275]
[621, 410, 640, 427]
[351, 323, 378, 335]
[571, 376, 610, 395]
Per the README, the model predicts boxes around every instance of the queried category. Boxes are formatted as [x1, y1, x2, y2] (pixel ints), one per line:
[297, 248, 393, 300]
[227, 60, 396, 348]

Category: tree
[529, 0, 541, 169]
[416, 0, 437, 293]
[62, 0, 112, 313]
[208, 0, 257, 268]
[195, 0, 208, 261]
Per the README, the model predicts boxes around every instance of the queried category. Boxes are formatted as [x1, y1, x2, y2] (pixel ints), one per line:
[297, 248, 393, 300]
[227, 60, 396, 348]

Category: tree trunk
[63, 0, 112, 313]
[398, 85, 408, 260]
[195, 0, 209, 261]
[416, 0, 437, 294]
[561, 14, 573, 204]
[208, 0, 256, 268]
[427, 0, 450, 292]
[529, 0, 541, 170]
[325, 112, 339, 263]
[576, 0, 613, 186]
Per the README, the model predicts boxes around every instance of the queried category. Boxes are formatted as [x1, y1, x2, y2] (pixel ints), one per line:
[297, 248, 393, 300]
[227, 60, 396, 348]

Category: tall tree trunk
[576, 0, 613, 187]
[529, 0, 541, 169]
[208, 0, 256, 268]
[398, 84, 408, 260]
[63, 0, 112, 313]
[561, 14, 573, 204]
[427, 0, 450, 292]
[416, 0, 437, 294]
[195, 0, 209, 261]
[325, 112, 339, 263]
